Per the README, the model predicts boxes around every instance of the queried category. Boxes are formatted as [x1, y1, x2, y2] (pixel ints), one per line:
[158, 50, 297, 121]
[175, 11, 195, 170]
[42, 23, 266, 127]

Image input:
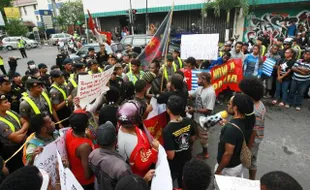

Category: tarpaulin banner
[143, 111, 167, 145]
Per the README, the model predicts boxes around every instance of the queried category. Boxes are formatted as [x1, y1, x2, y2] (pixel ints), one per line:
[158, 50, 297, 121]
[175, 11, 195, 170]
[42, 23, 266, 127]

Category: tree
[0, 0, 13, 22]
[58, 0, 84, 28]
[202, 0, 249, 25]
[54, 15, 68, 31]
[5, 19, 28, 36]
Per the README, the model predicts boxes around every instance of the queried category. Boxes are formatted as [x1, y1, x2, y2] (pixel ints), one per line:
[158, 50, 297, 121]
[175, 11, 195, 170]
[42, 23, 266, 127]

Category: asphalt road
[1, 47, 310, 189]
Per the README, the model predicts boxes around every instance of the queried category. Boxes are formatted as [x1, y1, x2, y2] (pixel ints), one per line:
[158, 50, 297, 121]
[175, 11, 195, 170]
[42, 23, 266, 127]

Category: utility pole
[129, 0, 134, 35]
[145, 0, 148, 34]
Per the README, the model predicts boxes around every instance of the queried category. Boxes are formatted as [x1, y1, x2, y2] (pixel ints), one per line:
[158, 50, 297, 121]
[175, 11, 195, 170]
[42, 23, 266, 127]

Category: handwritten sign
[181, 34, 219, 60]
[59, 127, 71, 137]
[77, 66, 114, 108]
[57, 151, 83, 190]
[34, 136, 67, 186]
[215, 175, 260, 190]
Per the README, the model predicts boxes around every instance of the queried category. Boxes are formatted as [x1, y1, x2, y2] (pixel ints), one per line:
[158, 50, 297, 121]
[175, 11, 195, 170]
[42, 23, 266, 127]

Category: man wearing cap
[0, 94, 29, 172]
[25, 60, 36, 76]
[88, 59, 102, 75]
[19, 79, 62, 128]
[219, 42, 232, 57]
[49, 70, 72, 127]
[107, 54, 117, 67]
[160, 54, 178, 81]
[67, 61, 86, 96]
[56, 49, 67, 70]
[63, 58, 74, 82]
[9, 73, 25, 113]
[38, 63, 51, 89]
[0, 75, 12, 99]
[172, 49, 183, 69]
[65, 110, 95, 190]
[187, 72, 216, 160]
[122, 53, 130, 70]
[256, 37, 267, 56]
[83, 47, 96, 64]
[96, 43, 108, 67]
[124, 59, 145, 85]
[109, 64, 124, 93]
[292, 38, 302, 59]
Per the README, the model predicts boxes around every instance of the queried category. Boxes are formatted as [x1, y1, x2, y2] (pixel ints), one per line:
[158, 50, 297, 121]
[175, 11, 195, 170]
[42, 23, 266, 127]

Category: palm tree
[202, 0, 250, 26]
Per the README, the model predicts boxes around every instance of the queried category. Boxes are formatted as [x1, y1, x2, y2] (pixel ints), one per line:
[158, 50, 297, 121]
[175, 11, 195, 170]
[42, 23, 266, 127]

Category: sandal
[195, 152, 210, 160]
[272, 100, 277, 105]
[279, 102, 284, 107]
[296, 107, 301, 111]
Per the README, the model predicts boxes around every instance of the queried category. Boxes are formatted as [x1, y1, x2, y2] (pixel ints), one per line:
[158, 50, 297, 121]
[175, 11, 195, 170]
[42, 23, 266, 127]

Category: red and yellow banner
[143, 111, 168, 145]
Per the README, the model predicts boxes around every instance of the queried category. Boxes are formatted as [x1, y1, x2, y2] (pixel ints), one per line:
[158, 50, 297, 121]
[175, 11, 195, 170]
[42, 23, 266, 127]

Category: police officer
[124, 59, 145, 85]
[83, 47, 96, 64]
[38, 63, 51, 89]
[62, 58, 74, 82]
[67, 61, 86, 97]
[109, 64, 124, 94]
[172, 49, 183, 69]
[19, 79, 62, 128]
[160, 54, 178, 80]
[17, 39, 27, 58]
[0, 55, 7, 75]
[25, 60, 36, 76]
[96, 43, 109, 67]
[88, 59, 102, 75]
[49, 70, 72, 127]
[0, 94, 29, 172]
[56, 49, 67, 70]
[9, 73, 25, 113]
[0, 75, 11, 102]
[124, 52, 138, 73]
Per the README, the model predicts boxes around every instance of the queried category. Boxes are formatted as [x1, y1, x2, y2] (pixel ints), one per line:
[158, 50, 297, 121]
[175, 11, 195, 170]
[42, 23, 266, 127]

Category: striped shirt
[292, 60, 310, 82]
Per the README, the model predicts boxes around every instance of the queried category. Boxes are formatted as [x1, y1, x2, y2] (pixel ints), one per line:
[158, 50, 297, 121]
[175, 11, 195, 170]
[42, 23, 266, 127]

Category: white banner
[181, 34, 219, 60]
[34, 136, 67, 186]
[215, 175, 260, 190]
[77, 66, 114, 108]
[57, 151, 84, 190]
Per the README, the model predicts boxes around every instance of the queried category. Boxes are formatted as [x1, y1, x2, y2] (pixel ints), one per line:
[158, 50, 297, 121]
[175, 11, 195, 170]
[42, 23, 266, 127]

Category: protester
[182, 159, 212, 190]
[184, 57, 197, 70]
[188, 72, 216, 159]
[163, 95, 196, 188]
[288, 49, 310, 111]
[241, 42, 249, 55]
[260, 171, 302, 190]
[66, 109, 95, 190]
[117, 101, 159, 177]
[99, 86, 120, 126]
[115, 175, 149, 190]
[239, 78, 266, 180]
[230, 41, 245, 60]
[24, 113, 59, 165]
[273, 48, 295, 107]
[134, 80, 153, 119]
[148, 60, 167, 95]
[208, 52, 231, 69]
[243, 45, 262, 78]
[96, 43, 109, 67]
[256, 37, 267, 56]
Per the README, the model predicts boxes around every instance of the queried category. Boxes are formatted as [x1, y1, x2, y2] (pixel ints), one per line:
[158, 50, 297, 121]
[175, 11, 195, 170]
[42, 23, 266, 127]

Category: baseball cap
[26, 79, 43, 89]
[88, 47, 95, 51]
[50, 70, 63, 78]
[38, 63, 47, 69]
[69, 109, 89, 132]
[142, 72, 156, 83]
[88, 59, 98, 65]
[73, 60, 86, 69]
[96, 121, 116, 146]
[108, 54, 116, 59]
[27, 60, 35, 65]
[13, 72, 21, 78]
[0, 75, 9, 84]
[63, 58, 73, 65]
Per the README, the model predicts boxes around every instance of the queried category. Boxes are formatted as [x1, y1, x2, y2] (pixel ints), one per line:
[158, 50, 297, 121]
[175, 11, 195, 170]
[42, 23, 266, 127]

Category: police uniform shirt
[19, 93, 50, 119]
[67, 79, 77, 96]
[9, 82, 26, 113]
[0, 110, 22, 146]
[63, 71, 72, 82]
[160, 64, 178, 77]
[50, 85, 67, 104]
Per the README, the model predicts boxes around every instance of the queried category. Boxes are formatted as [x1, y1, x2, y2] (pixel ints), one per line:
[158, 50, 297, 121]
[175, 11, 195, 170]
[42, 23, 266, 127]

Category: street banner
[0, 12, 5, 26]
[182, 58, 243, 96]
[4, 7, 20, 19]
[77, 66, 114, 108]
[34, 136, 67, 186]
[215, 175, 260, 190]
[57, 151, 83, 190]
[181, 34, 219, 60]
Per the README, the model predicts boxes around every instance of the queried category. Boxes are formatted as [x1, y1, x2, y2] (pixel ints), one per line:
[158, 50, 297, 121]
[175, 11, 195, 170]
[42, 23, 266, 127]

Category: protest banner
[77, 66, 114, 108]
[57, 151, 83, 190]
[183, 58, 243, 96]
[34, 136, 67, 186]
[215, 175, 260, 190]
[59, 127, 71, 136]
[181, 34, 219, 60]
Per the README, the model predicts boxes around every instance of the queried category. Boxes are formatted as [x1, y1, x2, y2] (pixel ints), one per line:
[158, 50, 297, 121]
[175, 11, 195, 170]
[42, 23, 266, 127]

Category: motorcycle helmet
[117, 100, 143, 127]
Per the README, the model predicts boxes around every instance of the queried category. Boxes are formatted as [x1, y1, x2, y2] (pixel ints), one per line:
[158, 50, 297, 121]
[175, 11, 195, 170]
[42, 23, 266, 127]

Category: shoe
[296, 107, 301, 111]
[195, 152, 210, 160]
[272, 100, 277, 105]
[279, 102, 284, 107]
[285, 104, 290, 108]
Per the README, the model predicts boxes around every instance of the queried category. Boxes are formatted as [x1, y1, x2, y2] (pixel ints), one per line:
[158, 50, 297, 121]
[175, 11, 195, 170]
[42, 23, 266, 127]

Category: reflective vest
[88, 67, 102, 75]
[51, 83, 67, 100]
[69, 78, 77, 88]
[261, 45, 266, 56]
[128, 62, 132, 72]
[22, 92, 53, 114]
[173, 57, 183, 68]
[126, 70, 144, 85]
[0, 111, 21, 132]
[0, 58, 3, 66]
[293, 45, 302, 59]
[18, 40, 25, 49]
[163, 63, 177, 80]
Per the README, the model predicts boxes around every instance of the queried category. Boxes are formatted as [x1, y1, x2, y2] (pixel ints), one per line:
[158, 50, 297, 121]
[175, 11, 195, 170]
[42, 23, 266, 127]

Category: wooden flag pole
[160, 1, 175, 92]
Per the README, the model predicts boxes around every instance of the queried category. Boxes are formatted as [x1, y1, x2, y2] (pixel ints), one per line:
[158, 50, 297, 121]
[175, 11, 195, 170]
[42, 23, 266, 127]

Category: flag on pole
[87, 10, 112, 45]
[137, 10, 173, 69]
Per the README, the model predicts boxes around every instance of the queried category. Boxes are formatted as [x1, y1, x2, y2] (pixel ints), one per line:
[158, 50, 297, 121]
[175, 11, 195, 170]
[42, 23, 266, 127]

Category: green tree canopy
[58, 0, 84, 27]
[5, 19, 28, 36]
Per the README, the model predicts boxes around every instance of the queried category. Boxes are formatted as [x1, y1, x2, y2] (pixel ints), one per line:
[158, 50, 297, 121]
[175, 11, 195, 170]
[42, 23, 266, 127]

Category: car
[48, 33, 73, 46]
[69, 43, 113, 61]
[2, 36, 39, 50]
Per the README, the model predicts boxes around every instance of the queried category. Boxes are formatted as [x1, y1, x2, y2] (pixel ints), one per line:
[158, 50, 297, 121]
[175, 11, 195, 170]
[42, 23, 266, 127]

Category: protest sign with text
[77, 66, 114, 108]
[181, 34, 219, 60]
[215, 175, 260, 190]
[34, 136, 67, 186]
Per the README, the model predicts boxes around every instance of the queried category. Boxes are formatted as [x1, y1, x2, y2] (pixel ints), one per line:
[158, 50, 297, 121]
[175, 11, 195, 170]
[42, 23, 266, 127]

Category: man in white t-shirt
[187, 72, 216, 159]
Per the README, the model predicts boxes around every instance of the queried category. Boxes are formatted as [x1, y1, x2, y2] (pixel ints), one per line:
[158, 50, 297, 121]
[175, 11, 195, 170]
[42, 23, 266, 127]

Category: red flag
[87, 10, 112, 45]
[143, 111, 168, 145]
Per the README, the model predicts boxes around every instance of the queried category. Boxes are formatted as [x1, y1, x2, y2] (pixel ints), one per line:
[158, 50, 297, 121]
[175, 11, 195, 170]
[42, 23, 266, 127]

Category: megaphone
[199, 110, 228, 130]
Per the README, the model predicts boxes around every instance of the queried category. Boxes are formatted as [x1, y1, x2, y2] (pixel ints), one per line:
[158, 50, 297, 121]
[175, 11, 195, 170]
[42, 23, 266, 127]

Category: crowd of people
[0, 30, 308, 190]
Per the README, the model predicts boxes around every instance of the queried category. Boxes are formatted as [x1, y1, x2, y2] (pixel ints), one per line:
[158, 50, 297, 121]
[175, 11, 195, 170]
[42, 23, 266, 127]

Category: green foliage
[54, 15, 68, 30]
[5, 19, 28, 36]
[202, 0, 249, 23]
[58, 0, 84, 27]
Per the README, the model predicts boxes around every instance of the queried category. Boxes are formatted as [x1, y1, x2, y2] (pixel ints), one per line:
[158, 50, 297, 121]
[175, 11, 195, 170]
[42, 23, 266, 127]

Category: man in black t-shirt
[162, 95, 195, 188]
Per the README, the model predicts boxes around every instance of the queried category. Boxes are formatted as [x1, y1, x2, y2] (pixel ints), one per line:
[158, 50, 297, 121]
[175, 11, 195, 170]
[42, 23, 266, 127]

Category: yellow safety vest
[0, 58, 4, 66]
[126, 70, 144, 85]
[22, 92, 53, 114]
[261, 45, 266, 56]
[163, 63, 177, 80]
[18, 40, 25, 49]
[173, 57, 183, 68]
[69, 78, 77, 88]
[88, 67, 102, 75]
[294, 45, 302, 59]
[128, 62, 132, 72]
[0, 111, 21, 132]
[51, 84, 67, 100]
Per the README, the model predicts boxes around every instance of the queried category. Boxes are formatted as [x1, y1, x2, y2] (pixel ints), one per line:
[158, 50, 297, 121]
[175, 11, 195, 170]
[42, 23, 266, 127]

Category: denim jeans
[288, 79, 310, 107]
[275, 80, 290, 103]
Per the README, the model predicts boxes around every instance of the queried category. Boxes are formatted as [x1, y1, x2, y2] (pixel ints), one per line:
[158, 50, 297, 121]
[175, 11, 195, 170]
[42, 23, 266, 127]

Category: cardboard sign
[215, 175, 260, 190]
[181, 34, 219, 60]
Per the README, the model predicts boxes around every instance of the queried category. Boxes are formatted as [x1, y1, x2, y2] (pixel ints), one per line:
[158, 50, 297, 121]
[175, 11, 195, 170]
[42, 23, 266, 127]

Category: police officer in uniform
[96, 43, 109, 67]
[62, 58, 74, 82]
[83, 47, 96, 64]
[0, 75, 12, 103]
[19, 79, 62, 128]
[9, 73, 25, 113]
[56, 49, 67, 70]
[88, 59, 102, 75]
[67, 61, 86, 98]
[49, 70, 72, 127]
[172, 49, 183, 69]
[0, 94, 29, 172]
